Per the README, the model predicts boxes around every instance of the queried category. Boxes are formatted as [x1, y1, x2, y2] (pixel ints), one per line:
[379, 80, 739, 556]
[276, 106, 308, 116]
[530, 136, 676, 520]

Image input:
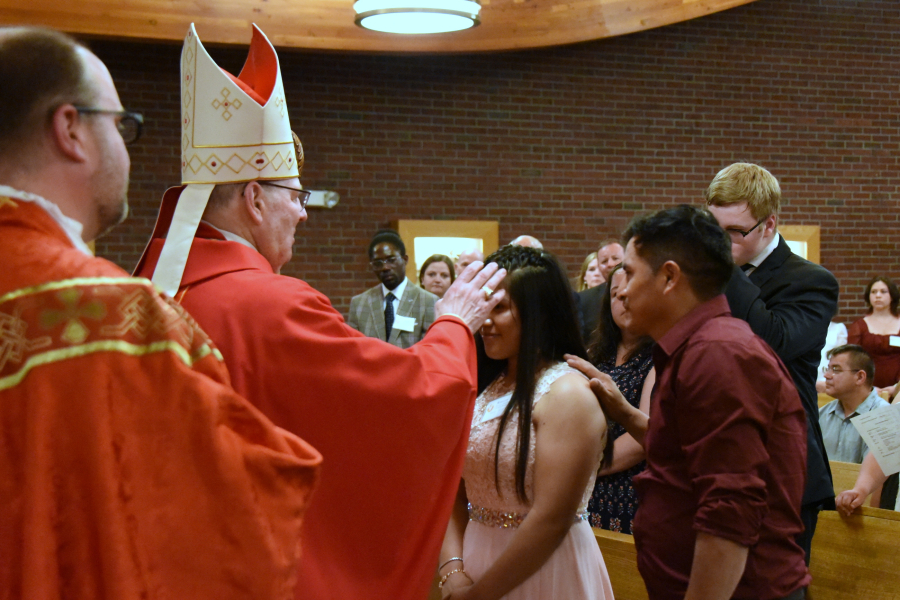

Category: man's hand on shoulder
[435, 261, 506, 333]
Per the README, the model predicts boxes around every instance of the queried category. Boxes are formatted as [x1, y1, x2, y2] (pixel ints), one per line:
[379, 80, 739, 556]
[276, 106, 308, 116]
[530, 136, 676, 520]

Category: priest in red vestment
[135, 24, 506, 600]
[0, 28, 321, 600]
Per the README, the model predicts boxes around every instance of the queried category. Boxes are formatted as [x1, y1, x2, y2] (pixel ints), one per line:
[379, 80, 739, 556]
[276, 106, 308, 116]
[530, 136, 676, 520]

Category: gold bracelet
[438, 568, 467, 590]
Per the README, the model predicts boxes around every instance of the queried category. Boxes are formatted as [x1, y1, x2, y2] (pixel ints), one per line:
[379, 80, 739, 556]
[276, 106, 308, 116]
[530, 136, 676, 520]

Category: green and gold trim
[1, 276, 223, 391]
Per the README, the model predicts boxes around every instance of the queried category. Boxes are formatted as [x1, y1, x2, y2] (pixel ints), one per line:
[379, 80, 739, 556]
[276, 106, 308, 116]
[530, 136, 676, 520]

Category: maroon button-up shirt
[633, 295, 811, 600]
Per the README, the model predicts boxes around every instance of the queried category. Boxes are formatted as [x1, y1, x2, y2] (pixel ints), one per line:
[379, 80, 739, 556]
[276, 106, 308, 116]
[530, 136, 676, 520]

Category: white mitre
[144, 23, 302, 296]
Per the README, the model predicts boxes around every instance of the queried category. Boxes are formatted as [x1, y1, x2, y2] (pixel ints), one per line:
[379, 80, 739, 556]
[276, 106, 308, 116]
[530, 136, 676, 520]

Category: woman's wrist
[439, 556, 464, 572]
[439, 567, 470, 590]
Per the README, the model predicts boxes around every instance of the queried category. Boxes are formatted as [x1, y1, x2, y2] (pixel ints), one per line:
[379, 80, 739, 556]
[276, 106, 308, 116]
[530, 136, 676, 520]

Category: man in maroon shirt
[570, 205, 810, 600]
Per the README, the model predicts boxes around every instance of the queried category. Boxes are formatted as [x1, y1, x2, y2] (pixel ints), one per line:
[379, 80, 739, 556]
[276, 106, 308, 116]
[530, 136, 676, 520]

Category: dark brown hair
[863, 276, 900, 316]
[587, 265, 654, 366]
[827, 344, 875, 387]
[0, 28, 94, 157]
[477, 245, 612, 502]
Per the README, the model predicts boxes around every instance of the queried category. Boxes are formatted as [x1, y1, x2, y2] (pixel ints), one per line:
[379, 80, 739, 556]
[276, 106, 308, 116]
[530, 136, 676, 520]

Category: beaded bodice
[463, 362, 597, 518]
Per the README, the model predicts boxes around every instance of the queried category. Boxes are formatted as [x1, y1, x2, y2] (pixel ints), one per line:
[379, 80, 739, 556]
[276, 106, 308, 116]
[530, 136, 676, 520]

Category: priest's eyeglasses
[75, 107, 144, 145]
[259, 181, 312, 209]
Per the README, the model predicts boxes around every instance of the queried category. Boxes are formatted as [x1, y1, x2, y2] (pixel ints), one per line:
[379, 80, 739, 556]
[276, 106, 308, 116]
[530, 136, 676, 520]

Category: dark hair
[0, 28, 95, 158]
[477, 245, 611, 502]
[863, 276, 900, 316]
[827, 344, 875, 387]
[418, 254, 455, 287]
[368, 228, 405, 257]
[623, 205, 734, 300]
[588, 265, 654, 365]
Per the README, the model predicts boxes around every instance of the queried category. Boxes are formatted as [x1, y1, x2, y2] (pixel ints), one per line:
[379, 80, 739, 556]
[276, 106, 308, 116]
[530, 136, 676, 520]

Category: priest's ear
[49, 103, 90, 163]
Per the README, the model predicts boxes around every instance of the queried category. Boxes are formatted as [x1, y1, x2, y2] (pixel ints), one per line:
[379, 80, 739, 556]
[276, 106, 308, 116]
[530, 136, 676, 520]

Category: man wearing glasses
[0, 27, 323, 599]
[818, 345, 889, 464]
[704, 162, 839, 564]
[135, 24, 506, 600]
[348, 229, 437, 348]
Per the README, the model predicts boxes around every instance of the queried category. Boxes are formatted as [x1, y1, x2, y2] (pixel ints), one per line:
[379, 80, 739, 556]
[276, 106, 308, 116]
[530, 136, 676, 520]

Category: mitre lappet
[137, 23, 303, 296]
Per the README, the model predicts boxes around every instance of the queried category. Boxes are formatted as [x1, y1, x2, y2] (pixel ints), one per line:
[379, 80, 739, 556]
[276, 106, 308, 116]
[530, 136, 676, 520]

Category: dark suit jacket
[577, 282, 607, 346]
[347, 281, 437, 349]
[725, 236, 839, 506]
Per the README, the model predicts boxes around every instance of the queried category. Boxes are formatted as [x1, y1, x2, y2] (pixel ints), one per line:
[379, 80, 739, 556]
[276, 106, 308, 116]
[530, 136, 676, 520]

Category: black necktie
[740, 263, 753, 273]
[384, 292, 395, 341]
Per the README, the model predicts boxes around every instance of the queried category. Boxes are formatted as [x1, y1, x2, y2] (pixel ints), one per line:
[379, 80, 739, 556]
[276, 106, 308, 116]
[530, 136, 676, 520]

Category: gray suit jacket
[347, 281, 437, 349]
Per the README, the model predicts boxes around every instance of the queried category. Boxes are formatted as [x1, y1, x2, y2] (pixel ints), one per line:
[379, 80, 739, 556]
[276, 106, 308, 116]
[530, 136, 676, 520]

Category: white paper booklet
[851, 402, 900, 476]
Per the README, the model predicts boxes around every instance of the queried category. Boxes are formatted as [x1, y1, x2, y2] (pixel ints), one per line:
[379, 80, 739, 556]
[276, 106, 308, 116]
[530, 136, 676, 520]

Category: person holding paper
[836, 450, 900, 514]
[847, 276, 900, 395]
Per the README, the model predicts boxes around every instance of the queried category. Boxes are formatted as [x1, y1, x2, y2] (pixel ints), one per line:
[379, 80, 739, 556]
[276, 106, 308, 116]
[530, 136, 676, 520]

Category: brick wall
[92, 0, 900, 320]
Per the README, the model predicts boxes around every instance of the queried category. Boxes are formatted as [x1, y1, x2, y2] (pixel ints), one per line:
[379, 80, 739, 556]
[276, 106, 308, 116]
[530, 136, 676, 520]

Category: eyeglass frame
[821, 365, 861, 376]
[723, 216, 767, 239]
[73, 107, 144, 145]
[258, 181, 312, 209]
[369, 255, 402, 269]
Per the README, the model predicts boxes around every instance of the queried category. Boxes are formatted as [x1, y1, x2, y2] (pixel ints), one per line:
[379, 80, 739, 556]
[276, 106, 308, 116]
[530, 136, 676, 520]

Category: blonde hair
[576, 251, 598, 292]
[705, 162, 781, 221]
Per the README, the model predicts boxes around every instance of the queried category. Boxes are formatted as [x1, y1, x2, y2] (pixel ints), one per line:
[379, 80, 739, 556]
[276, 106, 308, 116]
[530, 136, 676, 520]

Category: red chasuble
[0, 196, 322, 600]
[136, 216, 478, 600]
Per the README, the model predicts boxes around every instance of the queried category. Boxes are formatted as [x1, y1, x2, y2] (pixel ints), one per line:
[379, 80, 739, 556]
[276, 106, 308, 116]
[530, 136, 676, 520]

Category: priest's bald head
[0, 27, 137, 241]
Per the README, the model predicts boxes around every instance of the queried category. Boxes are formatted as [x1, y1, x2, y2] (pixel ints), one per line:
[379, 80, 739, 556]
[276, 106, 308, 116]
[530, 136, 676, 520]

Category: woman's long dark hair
[477, 245, 611, 502]
[864, 275, 900, 316]
[587, 265, 654, 365]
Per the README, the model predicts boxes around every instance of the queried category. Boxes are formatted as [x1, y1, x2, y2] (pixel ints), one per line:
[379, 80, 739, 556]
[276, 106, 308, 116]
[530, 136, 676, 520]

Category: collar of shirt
[744, 232, 781, 272]
[200, 220, 257, 251]
[382, 278, 407, 306]
[0, 184, 93, 256]
[655, 295, 732, 362]
[827, 388, 887, 420]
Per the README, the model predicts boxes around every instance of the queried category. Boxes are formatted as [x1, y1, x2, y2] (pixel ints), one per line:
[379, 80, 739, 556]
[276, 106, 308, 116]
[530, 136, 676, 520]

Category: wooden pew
[593, 528, 649, 600]
[808, 506, 900, 600]
[830, 460, 862, 496]
[433, 505, 900, 599]
[594, 506, 900, 600]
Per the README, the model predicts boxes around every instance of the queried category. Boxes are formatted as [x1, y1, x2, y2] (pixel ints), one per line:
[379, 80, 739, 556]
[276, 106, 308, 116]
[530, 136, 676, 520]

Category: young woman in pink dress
[438, 245, 614, 600]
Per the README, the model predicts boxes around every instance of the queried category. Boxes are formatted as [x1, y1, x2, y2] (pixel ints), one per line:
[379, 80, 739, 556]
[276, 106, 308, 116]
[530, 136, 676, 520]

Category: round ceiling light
[353, 0, 481, 34]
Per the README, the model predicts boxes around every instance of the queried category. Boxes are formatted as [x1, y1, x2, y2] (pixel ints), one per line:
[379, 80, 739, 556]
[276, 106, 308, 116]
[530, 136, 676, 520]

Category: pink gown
[462, 363, 615, 599]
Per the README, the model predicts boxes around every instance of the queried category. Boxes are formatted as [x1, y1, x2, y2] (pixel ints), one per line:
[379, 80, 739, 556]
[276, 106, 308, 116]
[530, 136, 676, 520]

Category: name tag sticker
[477, 392, 512, 426]
[393, 315, 417, 332]
[891, 336, 900, 348]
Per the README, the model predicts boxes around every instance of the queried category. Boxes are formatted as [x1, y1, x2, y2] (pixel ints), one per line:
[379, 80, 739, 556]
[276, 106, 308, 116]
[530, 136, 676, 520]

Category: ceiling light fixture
[353, 0, 481, 34]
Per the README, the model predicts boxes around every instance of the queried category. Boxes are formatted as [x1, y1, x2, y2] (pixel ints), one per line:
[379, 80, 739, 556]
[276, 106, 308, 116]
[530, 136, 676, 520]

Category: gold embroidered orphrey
[0, 278, 223, 391]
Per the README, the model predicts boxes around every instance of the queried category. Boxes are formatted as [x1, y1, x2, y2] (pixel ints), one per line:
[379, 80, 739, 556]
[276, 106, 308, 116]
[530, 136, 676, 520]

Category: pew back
[808, 506, 900, 600]
[830, 460, 862, 496]
[593, 506, 900, 600]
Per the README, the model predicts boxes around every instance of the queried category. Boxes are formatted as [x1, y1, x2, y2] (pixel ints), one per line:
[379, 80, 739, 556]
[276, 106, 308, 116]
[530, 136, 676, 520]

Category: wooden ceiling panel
[0, 0, 757, 53]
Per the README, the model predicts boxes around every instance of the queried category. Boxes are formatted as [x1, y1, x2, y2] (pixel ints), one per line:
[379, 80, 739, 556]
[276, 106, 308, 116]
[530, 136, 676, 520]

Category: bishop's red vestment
[136, 220, 478, 600]
[0, 194, 322, 600]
